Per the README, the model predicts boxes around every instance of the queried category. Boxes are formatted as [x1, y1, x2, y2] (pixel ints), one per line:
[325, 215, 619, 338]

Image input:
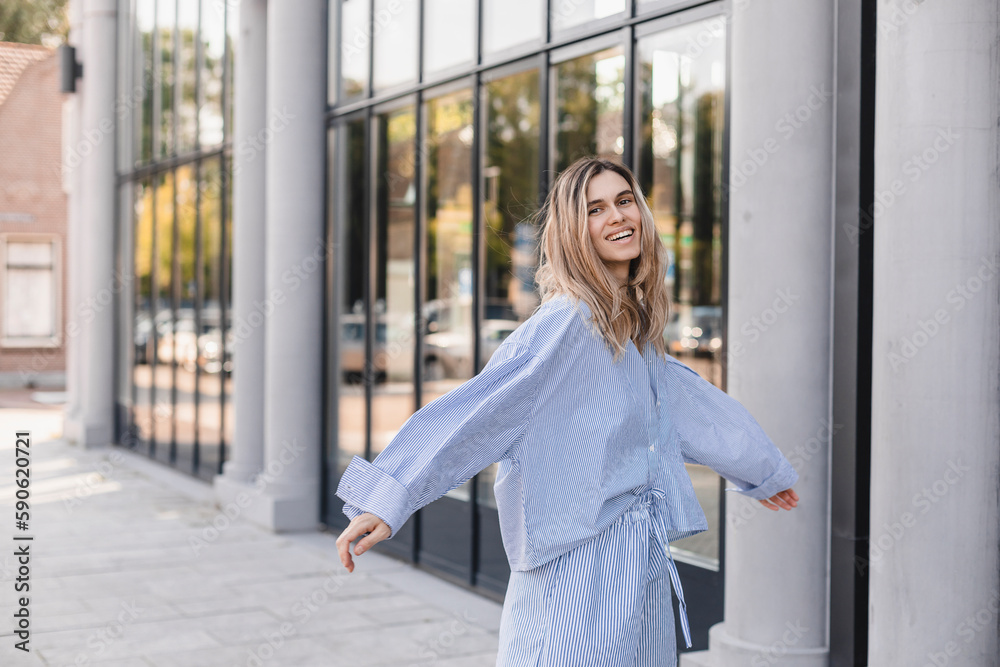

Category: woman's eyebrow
[587, 189, 633, 207]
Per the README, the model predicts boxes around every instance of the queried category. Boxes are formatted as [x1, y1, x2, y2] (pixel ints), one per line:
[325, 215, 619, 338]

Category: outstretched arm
[333, 340, 546, 568]
[661, 353, 800, 501]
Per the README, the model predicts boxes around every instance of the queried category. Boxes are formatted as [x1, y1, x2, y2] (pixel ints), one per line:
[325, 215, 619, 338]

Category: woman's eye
[619, 198, 632, 206]
[589, 207, 601, 215]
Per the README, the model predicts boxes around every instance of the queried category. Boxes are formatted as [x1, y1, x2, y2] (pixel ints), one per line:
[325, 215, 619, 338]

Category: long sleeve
[336, 340, 546, 537]
[661, 354, 798, 501]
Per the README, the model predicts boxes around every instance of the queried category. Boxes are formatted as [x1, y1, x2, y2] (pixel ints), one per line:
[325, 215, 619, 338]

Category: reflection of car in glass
[133, 313, 156, 365]
[156, 315, 200, 371]
[339, 315, 387, 383]
[196, 327, 233, 375]
[423, 320, 518, 381]
[665, 306, 722, 357]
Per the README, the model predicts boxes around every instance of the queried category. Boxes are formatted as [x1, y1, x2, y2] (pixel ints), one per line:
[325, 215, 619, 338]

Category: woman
[335, 156, 799, 666]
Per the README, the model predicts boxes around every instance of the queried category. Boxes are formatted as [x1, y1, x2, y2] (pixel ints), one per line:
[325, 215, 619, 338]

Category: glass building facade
[114, 0, 732, 647]
[115, 0, 236, 482]
[326, 0, 731, 627]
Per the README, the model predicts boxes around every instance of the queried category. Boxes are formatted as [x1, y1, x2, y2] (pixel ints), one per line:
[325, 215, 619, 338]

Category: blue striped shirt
[336, 292, 798, 574]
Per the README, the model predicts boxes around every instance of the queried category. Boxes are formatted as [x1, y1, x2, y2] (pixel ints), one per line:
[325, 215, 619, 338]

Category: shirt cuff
[724, 457, 799, 501]
[335, 455, 413, 538]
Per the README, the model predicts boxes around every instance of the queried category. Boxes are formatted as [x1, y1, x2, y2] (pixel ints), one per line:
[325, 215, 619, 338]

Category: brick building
[0, 42, 67, 388]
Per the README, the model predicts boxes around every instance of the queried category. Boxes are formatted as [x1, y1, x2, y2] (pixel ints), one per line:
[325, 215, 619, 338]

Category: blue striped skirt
[496, 497, 680, 666]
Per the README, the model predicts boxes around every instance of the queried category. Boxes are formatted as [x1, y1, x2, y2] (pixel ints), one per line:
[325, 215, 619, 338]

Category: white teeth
[607, 230, 633, 241]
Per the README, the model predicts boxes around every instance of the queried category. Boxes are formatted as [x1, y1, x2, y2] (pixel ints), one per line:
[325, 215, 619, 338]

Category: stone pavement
[0, 398, 504, 666]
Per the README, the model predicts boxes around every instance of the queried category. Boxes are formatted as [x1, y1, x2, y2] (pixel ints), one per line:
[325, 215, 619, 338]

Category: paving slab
[0, 403, 504, 666]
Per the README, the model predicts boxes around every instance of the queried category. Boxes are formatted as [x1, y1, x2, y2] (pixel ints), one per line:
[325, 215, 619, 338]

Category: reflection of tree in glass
[484, 70, 539, 314]
[555, 49, 624, 172]
[133, 163, 224, 314]
[638, 56, 723, 309]
[135, 180, 154, 308]
[200, 159, 222, 314]
[691, 91, 722, 306]
[341, 119, 367, 316]
[425, 92, 474, 310]
[134, 12, 225, 163]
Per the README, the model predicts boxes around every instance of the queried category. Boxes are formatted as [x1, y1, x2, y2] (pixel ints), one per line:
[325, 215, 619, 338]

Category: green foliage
[0, 0, 69, 46]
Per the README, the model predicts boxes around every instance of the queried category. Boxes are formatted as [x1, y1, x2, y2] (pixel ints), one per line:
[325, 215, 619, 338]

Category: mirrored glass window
[176, 1, 199, 152]
[221, 154, 234, 469]
[637, 16, 726, 564]
[335, 119, 368, 475]
[372, 0, 418, 91]
[370, 105, 417, 461]
[481, 0, 543, 57]
[422, 88, 475, 499]
[199, 0, 226, 147]
[553, 45, 625, 172]
[158, 0, 176, 158]
[197, 158, 224, 477]
[476, 67, 540, 511]
[173, 164, 198, 471]
[136, 3, 155, 165]
[338, 0, 371, 101]
[152, 170, 175, 462]
[551, 0, 626, 34]
[424, 0, 476, 75]
[132, 179, 154, 453]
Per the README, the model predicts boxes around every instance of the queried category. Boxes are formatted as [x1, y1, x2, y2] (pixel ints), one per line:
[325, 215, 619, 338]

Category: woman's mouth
[606, 228, 635, 243]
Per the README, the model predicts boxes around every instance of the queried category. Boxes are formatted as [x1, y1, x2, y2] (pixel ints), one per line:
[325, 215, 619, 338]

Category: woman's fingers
[758, 488, 799, 511]
[335, 514, 390, 572]
[354, 520, 390, 556]
[759, 497, 780, 511]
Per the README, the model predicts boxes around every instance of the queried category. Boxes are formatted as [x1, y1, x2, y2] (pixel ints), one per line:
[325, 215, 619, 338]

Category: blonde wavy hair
[533, 156, 672, 363]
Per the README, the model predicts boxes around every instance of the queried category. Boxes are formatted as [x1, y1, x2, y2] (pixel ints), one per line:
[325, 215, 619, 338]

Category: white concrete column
[868, 2, 999, 665]
[214, 0, 268, 504]
[246, 0, 327, 531]
[682, 2, 834, 665]
[68, 0, 117, 449]
[62, 0, 86, 444]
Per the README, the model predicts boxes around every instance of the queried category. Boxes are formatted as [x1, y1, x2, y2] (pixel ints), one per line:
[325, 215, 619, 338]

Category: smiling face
[586, 170, 642, 286]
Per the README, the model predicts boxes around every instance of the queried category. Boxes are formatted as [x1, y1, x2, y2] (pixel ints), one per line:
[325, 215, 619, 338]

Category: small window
[2, 237, 61, 347]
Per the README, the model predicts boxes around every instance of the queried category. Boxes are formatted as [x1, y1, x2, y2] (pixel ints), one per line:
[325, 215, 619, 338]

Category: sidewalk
[0, 398, 503, 666]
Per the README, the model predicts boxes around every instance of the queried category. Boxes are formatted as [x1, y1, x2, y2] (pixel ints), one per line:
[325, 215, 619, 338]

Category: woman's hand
[759, 488, 799, 511]
[336, 512, 391, 573]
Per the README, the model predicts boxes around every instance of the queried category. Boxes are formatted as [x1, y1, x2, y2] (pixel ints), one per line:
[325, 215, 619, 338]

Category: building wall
[0, 44, 68, 388]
